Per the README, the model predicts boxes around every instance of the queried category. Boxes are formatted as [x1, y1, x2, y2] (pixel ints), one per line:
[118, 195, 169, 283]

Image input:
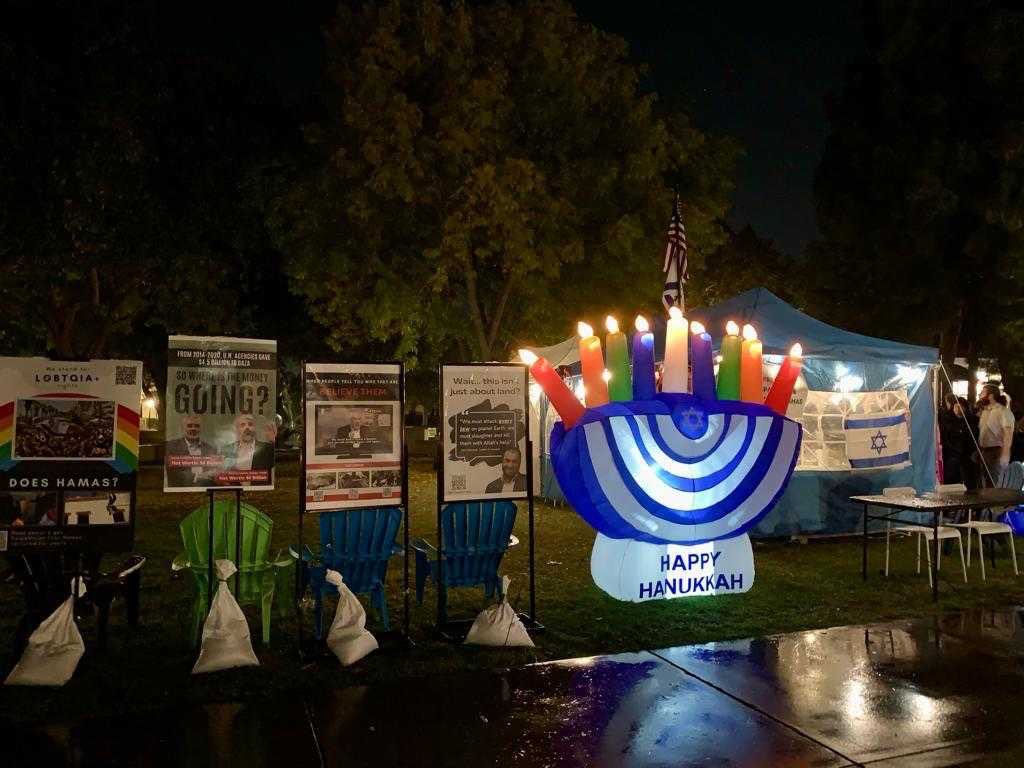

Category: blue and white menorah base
[550, 393, 801, 601]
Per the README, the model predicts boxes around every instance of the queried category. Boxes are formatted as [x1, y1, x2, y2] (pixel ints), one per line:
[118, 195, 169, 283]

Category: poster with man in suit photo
[302, 363, 403, 511]
[441, 364, 529, 502]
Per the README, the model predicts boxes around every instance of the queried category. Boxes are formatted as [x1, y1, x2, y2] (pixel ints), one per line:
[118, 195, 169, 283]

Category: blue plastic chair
[412, 501, 518, 625]
[297, 507, 403, 639]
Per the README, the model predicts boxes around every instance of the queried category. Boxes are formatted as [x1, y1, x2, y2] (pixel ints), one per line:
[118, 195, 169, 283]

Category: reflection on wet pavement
[656, 609, 1024, 765]
[5, 607, 1024, 767]
[310, 653, 847, 767]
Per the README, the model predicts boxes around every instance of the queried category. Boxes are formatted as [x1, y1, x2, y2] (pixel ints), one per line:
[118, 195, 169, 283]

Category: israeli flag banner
[844, 410, 911, 470]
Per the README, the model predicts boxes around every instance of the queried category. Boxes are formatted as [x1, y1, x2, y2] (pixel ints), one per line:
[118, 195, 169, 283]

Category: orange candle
[577, 322, 609, 407]
[740, 324, 763, 402]
[764, 343, 802, 415]
[519, 349, 585, 429]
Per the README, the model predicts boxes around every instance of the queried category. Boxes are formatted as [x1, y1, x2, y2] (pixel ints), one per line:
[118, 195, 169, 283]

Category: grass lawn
[3, 460, 1024, 725]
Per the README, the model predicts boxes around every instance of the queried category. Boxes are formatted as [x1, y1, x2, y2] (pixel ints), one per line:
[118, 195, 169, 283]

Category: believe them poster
[303, 363, 403, 511]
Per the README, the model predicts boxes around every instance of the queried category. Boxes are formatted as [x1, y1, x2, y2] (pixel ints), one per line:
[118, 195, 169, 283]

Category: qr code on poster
[115, 366, 137, 386]
[450, 474, 467, 492]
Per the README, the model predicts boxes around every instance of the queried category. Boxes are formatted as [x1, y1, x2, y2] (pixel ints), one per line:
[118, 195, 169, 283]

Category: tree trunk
[464, 260, 516, 362]
[967, 346, 979, 405]
[463, 263, 491, 361]
[938, 300, 964, 397]
[45, 288, 80, 360]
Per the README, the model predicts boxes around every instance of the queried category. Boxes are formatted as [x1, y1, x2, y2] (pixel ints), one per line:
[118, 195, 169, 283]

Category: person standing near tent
[940, 394, 973, 485]
[976, 383, 1014, 486]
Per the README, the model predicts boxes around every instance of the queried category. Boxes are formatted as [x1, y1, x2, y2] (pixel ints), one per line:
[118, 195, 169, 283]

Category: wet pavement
[5, 608, 1024, 767]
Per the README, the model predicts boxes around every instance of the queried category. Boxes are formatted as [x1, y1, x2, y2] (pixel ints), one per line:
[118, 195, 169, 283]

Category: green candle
[716, 320, 742, 400]
[604, 315, 632, 401]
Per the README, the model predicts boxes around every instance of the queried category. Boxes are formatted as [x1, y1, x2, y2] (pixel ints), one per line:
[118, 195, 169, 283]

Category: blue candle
[632, 315, 656, 400]
[689, 321, 716, 400]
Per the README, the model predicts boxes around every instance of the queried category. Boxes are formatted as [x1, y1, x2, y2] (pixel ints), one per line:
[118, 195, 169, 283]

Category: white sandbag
[325, 570, 378, 666]
[464, 576, 534, 648]
[192, 560, 259, 674]
[5, 579, 87, 687]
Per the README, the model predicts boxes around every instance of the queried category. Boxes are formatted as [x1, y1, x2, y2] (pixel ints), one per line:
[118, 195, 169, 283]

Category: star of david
[870, 430, 887, 455]
[679, 407, 705, 431]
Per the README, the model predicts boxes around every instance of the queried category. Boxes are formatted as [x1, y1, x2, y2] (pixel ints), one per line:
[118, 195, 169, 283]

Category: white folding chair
[947, 470, 1021, 580]
[882, 486, 967, 585]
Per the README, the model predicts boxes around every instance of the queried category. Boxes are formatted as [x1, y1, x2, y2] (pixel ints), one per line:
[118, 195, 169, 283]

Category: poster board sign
[303, 363, 403, 511]
[164, 336, 277, 492]
[0, 357, 141, 552]
[441, 364, 529, 503]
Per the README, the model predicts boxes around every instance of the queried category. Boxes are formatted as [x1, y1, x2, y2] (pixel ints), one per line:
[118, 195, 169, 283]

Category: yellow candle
[740, 323, 763, 402]
[578, 321, 609, 407]
[662, 306, 689, 393]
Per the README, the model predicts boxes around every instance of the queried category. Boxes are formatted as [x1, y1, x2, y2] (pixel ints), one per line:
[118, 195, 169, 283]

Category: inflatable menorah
[521, 312, 803, 602]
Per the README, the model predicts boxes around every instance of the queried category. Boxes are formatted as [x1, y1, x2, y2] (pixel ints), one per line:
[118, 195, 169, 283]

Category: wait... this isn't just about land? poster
[442, 365, 528, 503]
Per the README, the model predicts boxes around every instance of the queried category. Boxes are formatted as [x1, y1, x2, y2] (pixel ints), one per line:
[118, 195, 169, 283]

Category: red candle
[519, 349, 585, 429]
[577, 322, 609, 407]
[764, 343, 802, 415]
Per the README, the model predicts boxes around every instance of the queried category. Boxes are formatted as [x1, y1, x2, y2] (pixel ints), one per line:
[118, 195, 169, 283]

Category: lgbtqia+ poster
[0, 357, 142, 551]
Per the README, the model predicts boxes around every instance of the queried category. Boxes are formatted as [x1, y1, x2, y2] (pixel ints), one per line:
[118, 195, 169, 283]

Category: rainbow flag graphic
[0, 401, 12, 463]
[113, 404, 140, 472]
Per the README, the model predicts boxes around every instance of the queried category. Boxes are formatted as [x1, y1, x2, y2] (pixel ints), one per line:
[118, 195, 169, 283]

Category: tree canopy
[810, 0, 1024, 388]
[269, 0, 738, 366]
[0, 0, 321, 370]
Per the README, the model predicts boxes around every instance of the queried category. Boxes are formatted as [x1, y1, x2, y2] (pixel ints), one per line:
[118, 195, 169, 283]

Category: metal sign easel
[296, 360, 411, 659]
[435, 363, 542, 640]
[205, 486, 244, 611]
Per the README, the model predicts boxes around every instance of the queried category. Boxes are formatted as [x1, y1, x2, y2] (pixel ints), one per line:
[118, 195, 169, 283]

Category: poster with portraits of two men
[163, 336, 277, 492]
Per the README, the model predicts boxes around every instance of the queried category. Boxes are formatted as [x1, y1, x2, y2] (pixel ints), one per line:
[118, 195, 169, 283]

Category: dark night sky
[577, 1, 865, 256]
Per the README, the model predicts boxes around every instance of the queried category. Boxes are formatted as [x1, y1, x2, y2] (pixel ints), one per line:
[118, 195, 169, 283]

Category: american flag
[662, 195, 688, 312]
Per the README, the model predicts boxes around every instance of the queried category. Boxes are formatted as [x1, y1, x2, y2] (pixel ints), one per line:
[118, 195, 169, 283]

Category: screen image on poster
[303, 363, 403, 511]
[0, 357, 142, 552]
[164, 336, 277, 492]
[441, 364, 529, 503]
